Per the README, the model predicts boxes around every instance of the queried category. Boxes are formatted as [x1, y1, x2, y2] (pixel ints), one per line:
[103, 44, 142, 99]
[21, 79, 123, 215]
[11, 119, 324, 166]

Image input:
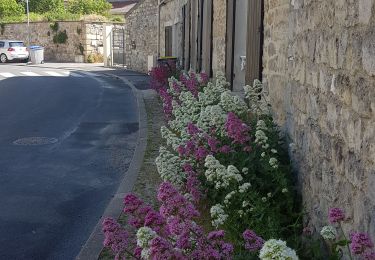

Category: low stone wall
[124, 0, 158, 72]
[0, 21, 107, 62]
[263, 0, 375, 237]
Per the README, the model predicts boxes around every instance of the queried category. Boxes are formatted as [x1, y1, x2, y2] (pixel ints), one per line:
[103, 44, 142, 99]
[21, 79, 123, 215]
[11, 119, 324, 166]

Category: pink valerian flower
[124, 194, 162, 230]
[158, 88, 174, 119]
[202, 230, 234, 259]
[195, 146, 209, 161]
[186, 173, 201, 202]
[157, 182, 200, 220]
[185, 140, 196, 155]
[177, 145, 186, 157]
[219, 145, 232, 154]
[198, 72, 209, 85]
[364, 251, 375, 260]
[171, 80, 182, 94]
[207, 230, 225, 240]
[133, 247, 142, 258]
[150, 66, 170, 92]
[144, 211, 165, 233]
[102, 218, 129, 255]
[350, 232, 374, 255]
[207, 137, 220, 153]
[123, 194, 143, 214]
[242, 229, 264, 252]
[225, 112, 250, 145]
[181, 163, 202, 202]
[328, 208, 345, 223]
[187, 122, 200, 136]
[149, 236, 186, 260]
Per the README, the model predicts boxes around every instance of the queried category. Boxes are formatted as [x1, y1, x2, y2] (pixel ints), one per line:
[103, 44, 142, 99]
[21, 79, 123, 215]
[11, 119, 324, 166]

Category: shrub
[0, 0, 24, 18]
[86, 53, 103, 63]
[68, 0, 111, 16]
[53, 30, 68, 44]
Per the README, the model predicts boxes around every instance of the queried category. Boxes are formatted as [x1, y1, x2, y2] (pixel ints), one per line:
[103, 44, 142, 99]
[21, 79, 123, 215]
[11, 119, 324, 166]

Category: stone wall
[0, 21, 106, 62]
[124, 0, 158, 72]
[211, 0, 226, 77]
[263, 0, 375, 237]
[159, 0, 187, 59]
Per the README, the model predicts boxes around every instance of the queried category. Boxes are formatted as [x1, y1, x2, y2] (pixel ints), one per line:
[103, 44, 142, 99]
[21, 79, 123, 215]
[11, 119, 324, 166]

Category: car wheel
[0, 54, 8, 63]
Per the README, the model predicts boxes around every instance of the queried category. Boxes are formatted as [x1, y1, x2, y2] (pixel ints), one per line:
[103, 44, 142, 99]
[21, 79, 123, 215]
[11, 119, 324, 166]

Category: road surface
[0, 64, 139, 259]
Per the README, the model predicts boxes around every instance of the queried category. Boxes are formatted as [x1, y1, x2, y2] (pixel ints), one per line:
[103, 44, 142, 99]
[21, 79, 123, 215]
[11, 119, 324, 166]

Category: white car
[0, 40, 29, 63]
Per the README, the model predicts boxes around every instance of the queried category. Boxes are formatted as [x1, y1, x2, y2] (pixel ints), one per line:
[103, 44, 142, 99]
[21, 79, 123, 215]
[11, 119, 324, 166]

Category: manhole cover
[13, 137, 58, 146]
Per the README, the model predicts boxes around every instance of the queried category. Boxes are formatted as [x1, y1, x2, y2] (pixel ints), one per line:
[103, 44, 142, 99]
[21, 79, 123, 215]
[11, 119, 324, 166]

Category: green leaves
[0, 0, 24, 18]
[68, 0, 111, 15]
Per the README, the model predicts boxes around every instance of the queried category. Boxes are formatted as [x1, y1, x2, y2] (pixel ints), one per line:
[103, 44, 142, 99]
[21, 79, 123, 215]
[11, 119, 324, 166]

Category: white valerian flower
[259, 239, 298, 260]
[269, 157, 278, 169]
[271, 149, 278, 154]
[282, 188, 288, 193]
[242, 200, 250, 208]
[136, 226, 156, 248]
[197, 105, 227, 136]
[238, 182, 251, 193]
[224, 191, 236, 205]
[242, 167, 249, 175]
[261, 152, 266, 157]
[141, 248, 151, 260]
[238, 209, 244, 217]
[320, 225, 337, 240]
[262, 197, 267, 202]
[255, 130, 268, 145]
[204, 156, 243, 189]
[219, 91, 248, 115]
[267, 192, 272, 198]
[160, 126, 185, 150]
[243, 79, 269, 115]
[210, 204, 228, 228]
[156, 146, 186, 186]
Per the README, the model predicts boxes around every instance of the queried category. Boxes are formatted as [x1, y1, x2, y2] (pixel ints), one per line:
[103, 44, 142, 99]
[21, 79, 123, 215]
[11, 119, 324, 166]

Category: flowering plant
[319, 207, 375, 260]
[101, 67, 375, 259]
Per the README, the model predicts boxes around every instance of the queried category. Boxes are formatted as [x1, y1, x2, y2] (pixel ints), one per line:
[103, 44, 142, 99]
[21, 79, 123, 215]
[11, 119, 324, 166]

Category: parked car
[0, 40, 29, 63]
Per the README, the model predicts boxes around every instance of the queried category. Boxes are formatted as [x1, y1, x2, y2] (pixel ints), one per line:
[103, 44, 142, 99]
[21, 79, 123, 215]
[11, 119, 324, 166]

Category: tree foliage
[0, 0, 24, 18]
[68, 0, 111, 15]
[16, 0, 64, 14]
[1, 0, 114, 22]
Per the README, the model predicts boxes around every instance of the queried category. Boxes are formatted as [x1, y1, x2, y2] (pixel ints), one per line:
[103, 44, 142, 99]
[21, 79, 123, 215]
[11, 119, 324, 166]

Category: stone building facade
[0, 21, 106, 62]
[124, 0, 158, 72]
[155, 0, 375, 238]
[262, 0, 375, 237]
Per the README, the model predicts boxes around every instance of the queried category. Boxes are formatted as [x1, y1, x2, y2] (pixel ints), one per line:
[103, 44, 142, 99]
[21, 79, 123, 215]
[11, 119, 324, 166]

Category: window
[9, 42, 25, 47]
[165, 26, 173, 56]
[0, 42, 4, 48]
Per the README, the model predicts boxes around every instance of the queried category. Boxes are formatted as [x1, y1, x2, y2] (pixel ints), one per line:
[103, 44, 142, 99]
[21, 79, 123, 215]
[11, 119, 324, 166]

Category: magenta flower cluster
[225, 112, 250, 146]
[242, 229, 264, 252]
[102, 184, 237, 259]
[325, 208, 375, 259]
[102, 218, 129, 260]
[328, 207, 345, 223]
[350, 232, 374, 255]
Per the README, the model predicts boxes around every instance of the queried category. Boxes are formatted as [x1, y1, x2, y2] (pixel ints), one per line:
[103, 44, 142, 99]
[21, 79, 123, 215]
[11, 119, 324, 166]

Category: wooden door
[245, 0, 263, 85]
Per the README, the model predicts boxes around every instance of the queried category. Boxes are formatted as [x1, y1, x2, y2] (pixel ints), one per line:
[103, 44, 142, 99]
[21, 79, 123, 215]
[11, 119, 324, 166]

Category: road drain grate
[13, 137, 58, 146]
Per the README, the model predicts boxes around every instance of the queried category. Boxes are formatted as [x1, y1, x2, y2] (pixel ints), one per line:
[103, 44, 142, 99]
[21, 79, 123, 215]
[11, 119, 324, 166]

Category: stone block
[359, 0, 373, 24]
[362, 31, 375, 76]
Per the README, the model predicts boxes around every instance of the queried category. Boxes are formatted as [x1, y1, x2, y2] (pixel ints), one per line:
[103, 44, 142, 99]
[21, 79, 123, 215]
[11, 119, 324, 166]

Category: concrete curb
[75, 73, 148, 260]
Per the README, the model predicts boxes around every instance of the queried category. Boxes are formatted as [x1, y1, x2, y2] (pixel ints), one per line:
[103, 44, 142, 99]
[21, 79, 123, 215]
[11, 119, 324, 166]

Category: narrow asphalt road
[0, 65, 139, 259]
